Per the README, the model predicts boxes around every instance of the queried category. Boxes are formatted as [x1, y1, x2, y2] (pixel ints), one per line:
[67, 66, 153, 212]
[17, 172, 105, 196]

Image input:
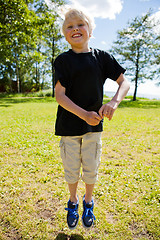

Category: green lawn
[0, 97, 160, 240]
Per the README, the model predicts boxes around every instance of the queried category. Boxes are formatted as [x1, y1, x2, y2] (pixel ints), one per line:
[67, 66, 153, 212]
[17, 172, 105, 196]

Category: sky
[45, 0, 160, 98]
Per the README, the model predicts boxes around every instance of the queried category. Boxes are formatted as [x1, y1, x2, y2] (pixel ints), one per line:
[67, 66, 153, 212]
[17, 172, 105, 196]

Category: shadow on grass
[55, 233, 85, 240]
[0, 97, 56, 107]
[0, 104, 11, 107]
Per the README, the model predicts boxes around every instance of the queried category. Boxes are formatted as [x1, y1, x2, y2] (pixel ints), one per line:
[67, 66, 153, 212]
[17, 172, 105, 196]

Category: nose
[73, 27, 79, 32]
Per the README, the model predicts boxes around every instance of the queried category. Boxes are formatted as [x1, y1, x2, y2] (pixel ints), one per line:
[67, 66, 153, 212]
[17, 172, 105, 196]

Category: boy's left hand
[99, 100, 119, 121]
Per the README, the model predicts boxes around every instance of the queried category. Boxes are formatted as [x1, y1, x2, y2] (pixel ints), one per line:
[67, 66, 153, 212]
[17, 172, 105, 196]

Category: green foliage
[0, 89, 53, 98]
[0, 0, 66, 93]
[111, 10, 160, 101]
[1, 0, 34, 92]
[0, 98, 160, 239]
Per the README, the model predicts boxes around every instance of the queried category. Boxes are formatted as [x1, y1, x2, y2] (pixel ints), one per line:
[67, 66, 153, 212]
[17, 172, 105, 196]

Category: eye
[78, 23, 84, 27]
[67, 25, 73, 29]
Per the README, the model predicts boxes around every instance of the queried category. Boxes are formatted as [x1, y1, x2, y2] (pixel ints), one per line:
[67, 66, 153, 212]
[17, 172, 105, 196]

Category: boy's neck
[71, 46, 91, 54]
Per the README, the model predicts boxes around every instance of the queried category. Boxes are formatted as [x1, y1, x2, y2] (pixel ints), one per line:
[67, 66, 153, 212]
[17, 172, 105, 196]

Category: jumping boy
[54, 8, 130, 230]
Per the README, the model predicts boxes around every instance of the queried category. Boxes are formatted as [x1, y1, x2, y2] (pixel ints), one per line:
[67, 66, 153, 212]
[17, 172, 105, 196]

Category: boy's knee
[82, 173, 98, 184]
[64, 169, 80, 184]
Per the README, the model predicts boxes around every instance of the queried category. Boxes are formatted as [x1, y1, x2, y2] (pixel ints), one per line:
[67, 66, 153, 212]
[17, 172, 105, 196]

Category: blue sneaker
[65, 198, 79, 230]
[82, 196, 96, 229]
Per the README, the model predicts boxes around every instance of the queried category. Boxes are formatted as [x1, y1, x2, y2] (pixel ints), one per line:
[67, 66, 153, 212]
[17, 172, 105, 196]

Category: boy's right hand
[84, 111, 102, 126]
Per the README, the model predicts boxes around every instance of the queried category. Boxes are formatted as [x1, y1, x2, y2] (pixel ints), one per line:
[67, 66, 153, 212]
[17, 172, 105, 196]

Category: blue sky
[90, 0, 160, 50]
[87, 0, 160, 97]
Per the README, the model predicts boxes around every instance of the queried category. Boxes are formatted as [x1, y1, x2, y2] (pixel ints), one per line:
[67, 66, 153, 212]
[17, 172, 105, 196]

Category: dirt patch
[0, 220, 22, 240]
[129, 221, 152, 240]
[106, 212, 117, 224]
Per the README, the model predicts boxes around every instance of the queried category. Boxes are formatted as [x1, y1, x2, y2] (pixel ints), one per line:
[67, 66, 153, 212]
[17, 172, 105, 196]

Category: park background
[1, 0, 160, 100]
[0, 0, 160, 240]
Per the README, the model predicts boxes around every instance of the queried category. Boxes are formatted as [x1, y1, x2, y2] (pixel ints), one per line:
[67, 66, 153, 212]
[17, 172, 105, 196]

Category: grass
[0, 97, 160, 240]
[0, 89, 53, 98]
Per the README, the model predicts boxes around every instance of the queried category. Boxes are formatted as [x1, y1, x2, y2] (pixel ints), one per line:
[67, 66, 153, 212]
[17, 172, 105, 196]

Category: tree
[0, 0, 40, 92]
[33, 0, 65, 96]
[0, 0, 65, 93]
[111, 11, 159, 101]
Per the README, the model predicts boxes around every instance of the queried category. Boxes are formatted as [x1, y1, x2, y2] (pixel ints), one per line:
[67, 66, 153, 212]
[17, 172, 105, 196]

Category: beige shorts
[59, 132, 102, 184]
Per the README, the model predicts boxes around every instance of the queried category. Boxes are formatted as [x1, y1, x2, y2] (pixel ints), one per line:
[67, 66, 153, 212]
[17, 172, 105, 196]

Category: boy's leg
[68, 182, 78, 203]
[85, 183, 94, 203]
[81, 132, 102, 185]
[60, 136, 82, 229]
[60, 136, 82, 185]
[81, 132, 102, 228]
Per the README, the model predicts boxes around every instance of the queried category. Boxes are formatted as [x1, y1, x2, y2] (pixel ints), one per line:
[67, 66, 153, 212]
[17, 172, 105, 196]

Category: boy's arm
[99, 73, 130, 121]
[55, 81, 102, 126]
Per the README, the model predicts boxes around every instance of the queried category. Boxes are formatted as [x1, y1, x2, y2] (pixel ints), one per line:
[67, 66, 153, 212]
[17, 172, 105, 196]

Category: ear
[89, 29, 92, 37]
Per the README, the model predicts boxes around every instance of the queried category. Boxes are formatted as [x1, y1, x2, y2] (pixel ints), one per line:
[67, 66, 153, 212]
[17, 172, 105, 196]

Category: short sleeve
[54, 55, 69, 88]
[102, 51, 126, 81]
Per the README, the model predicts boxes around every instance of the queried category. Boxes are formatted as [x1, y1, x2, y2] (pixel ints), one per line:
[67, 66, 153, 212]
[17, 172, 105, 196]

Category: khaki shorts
[59, 132, 102, 184]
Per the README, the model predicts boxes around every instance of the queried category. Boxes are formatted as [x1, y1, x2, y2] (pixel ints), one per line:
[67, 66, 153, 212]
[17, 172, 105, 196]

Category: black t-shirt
[54, 48, 126, 136]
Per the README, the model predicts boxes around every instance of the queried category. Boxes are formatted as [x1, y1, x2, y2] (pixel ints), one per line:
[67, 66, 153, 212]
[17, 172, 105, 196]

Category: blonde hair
[62, 9, 94, 36]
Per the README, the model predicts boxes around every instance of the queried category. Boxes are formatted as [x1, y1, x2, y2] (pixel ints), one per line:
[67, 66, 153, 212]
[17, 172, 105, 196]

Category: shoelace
[82, 207, 96, 220]
[65, 207, 79, 219]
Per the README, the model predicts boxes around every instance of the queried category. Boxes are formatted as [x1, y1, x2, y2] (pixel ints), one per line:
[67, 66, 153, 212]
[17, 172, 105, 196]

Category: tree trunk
[14, 40, 20, 93]
[15, 59, 20, 93]
[35, 61, 40, 91]
[52, 36, 55, 97]
[35, 45, 40, 91]
[9, 76, 13, 93]
[133, 49, 140, 101]
[133, 77, 138, 101]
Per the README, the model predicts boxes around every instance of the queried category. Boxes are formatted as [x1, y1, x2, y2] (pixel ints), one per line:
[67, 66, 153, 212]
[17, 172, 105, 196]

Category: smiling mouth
[72, 33, 82, 38]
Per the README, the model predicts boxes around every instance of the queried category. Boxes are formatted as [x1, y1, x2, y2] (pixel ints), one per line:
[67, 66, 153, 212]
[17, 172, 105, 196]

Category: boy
[54, 9, 130, 230]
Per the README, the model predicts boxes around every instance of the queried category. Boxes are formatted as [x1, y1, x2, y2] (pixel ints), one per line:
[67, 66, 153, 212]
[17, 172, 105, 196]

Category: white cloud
[44, 0, 124, 33]
[150, 8, 160, 34]
[151, 8, 160, 21]
[44, 0, 52, 9]
[66, 0, 124, 20]
[101, 41, 107, 45]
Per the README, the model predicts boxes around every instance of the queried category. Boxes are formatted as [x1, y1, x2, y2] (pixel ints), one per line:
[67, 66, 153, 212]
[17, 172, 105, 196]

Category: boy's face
[64, 17, 91, 52]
